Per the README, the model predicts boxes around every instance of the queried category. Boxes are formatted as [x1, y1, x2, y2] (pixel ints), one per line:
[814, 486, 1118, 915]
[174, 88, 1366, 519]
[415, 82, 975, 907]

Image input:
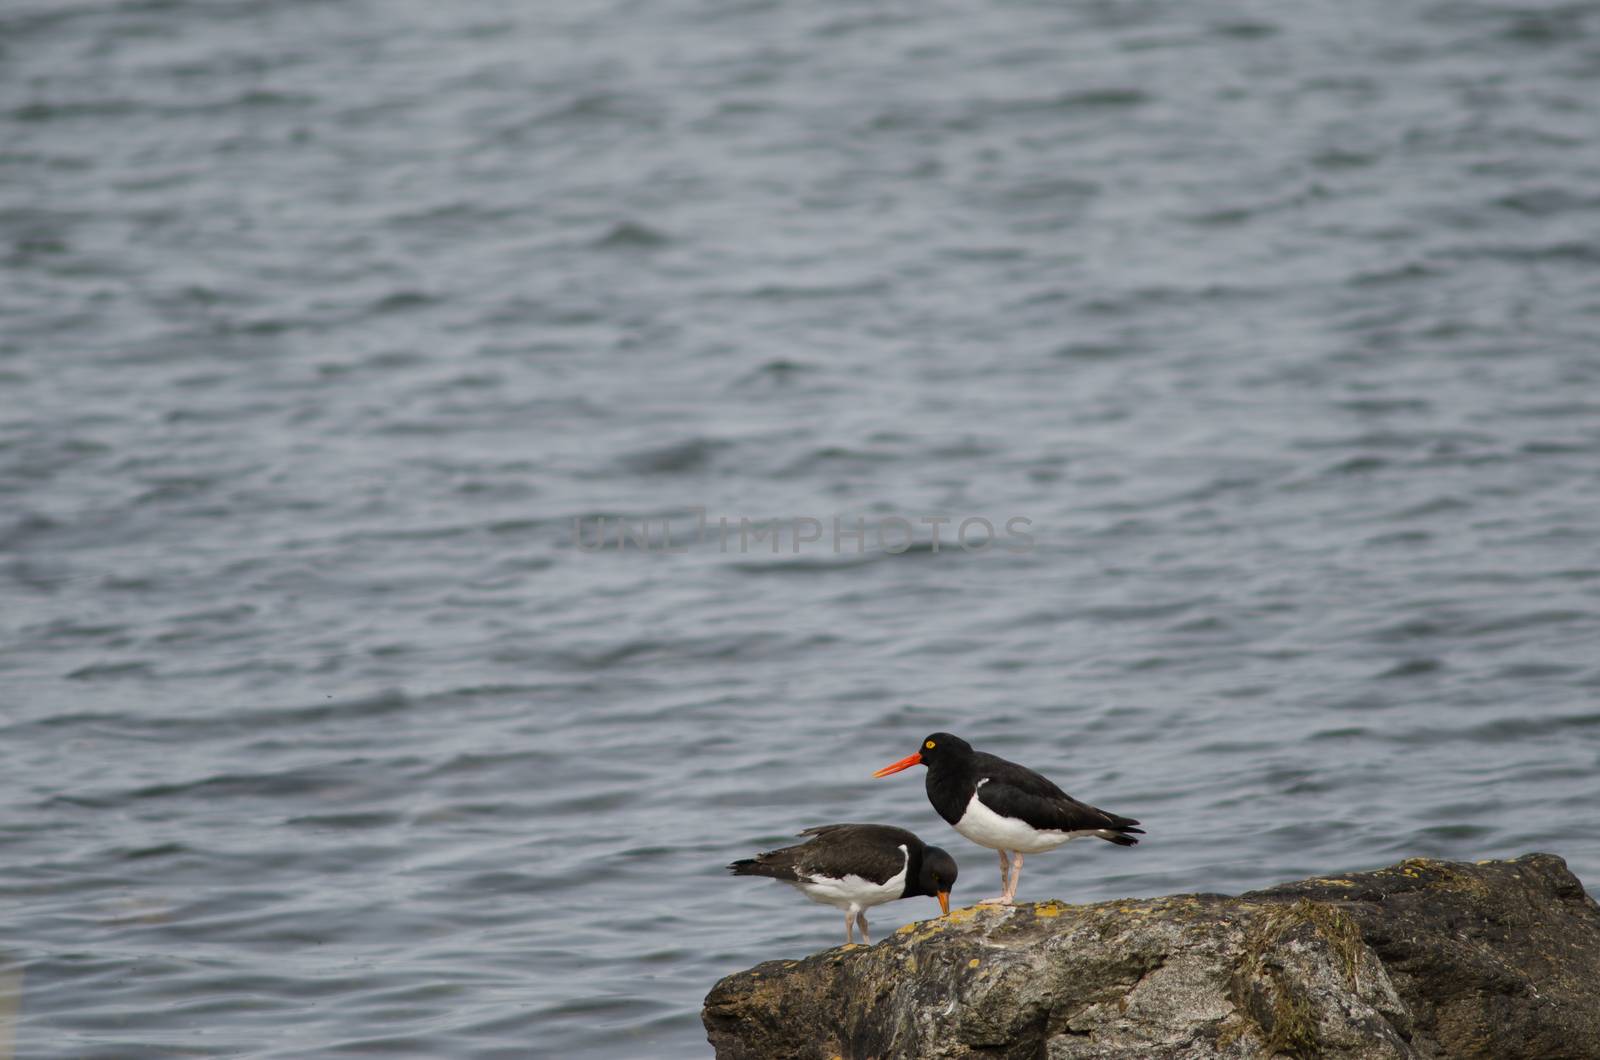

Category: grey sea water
[3, 0, 1599, 1055]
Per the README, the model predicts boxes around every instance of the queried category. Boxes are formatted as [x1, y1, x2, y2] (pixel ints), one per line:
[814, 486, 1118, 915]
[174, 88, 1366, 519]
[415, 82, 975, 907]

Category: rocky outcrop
[703, 853, 1600, 1059]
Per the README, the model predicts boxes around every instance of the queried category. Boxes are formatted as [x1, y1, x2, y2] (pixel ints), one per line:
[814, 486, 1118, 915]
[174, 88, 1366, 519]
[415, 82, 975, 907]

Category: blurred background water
[2, 0, 1599, 1055]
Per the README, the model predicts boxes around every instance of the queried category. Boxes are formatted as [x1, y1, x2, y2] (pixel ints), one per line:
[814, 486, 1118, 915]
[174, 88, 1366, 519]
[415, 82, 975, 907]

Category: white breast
[953, 788, 1101, 853]
[787, 845, 910, 912]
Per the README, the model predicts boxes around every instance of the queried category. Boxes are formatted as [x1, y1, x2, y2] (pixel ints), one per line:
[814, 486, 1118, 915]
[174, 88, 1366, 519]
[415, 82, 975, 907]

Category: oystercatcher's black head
[872, 732, 972, 777]
[911, 845, 958, 914]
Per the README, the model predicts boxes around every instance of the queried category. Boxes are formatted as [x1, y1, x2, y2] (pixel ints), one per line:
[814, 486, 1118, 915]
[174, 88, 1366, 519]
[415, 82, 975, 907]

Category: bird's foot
[977, 896, 1014, 906]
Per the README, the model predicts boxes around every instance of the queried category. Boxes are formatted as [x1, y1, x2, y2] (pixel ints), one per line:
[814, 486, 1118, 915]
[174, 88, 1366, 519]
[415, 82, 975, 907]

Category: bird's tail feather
[1096, 816, 1144, 846]
[728, 856, 795, 880]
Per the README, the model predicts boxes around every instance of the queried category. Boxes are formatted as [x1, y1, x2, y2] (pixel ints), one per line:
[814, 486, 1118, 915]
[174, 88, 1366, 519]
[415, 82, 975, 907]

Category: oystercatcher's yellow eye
[925, 740, 936, 749]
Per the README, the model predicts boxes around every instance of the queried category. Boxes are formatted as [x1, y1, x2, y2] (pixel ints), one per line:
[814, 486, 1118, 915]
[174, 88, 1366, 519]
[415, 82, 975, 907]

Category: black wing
[972, 752, 1143, 841]
[729, 823, 918, 886]
[795, 824, 920, 884]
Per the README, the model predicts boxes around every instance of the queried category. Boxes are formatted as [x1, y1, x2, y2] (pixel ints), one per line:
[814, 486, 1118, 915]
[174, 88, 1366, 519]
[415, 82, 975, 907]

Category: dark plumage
[729, 823, 957, 945]
[874, 732, 1141, 904]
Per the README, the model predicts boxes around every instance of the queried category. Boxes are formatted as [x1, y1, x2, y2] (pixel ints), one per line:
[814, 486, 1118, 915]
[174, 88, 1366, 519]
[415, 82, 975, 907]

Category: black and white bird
[728, 823, 958, 945]
[873, 732, 1141, 905]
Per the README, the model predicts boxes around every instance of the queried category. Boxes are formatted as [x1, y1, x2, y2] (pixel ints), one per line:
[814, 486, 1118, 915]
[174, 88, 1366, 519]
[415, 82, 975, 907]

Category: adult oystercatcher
[729, 823, 957, 945]
[873, 732, 1141, 904]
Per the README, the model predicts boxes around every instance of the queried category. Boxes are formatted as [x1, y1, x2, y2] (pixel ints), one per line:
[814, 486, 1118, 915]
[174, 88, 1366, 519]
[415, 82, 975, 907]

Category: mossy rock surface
[703, 853, 1600, 1059]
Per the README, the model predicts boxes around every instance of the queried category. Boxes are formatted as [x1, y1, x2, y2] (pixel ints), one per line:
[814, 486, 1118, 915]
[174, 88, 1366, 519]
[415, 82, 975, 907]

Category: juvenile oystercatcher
[873, 732, 1141, 904]
[728, 823, 957, 945]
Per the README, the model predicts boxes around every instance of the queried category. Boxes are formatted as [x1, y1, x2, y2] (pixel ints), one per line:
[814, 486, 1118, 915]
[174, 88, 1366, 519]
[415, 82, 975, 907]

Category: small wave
[727, 555, 876, 574]
[1081, 599, 1206, 623]
[1376, 657, 1444, 679]
[593, 221, 670, 249]
[368, 290, 437, 314]
[10, 99, 141, 122]
[115, 842, 190, 861]
[617, 437, 726, 475]
[1310, 147, 1380, 170]
[15, 690, 416, 742]
[1446, 241, 1600, 266]
[1335, 397, 1432, 414]
[119, 763, 379, 802]
[420, 747, 563, 778]
[732, 279, 893, 301]
[1498, 9, 1588, 45]
[1492, 187, 1600, 217]
[1415, 823, 1494, 841]
[286, 812, 403, 829]
[1345, 262, 1441, 288]
[1400, 711, 1600, 745]
[66, 661, 155, 681]
[731, 358, 816, 390]
[1324, 455, 1390, 475]
[1033, 88, 1151, 110]
[1212, 21, 1279, 40]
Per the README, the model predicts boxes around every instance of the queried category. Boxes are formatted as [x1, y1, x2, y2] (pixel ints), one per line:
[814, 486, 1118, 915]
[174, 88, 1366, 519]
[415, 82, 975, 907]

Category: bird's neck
[924, 763, 972, 826]
[901, 843, 925, 897]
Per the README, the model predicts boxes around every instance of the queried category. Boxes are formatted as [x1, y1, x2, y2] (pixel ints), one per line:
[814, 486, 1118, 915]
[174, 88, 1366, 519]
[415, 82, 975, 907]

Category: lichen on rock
[703, 853, 1600, 1059]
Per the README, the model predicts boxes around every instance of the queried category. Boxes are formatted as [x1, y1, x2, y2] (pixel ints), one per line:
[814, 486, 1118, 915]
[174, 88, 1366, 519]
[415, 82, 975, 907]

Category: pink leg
[1004, 853, 1024, 903]
[843, 910, 855, 945]
[979, 851, 1017, 905]
[856, 912, 870, 945]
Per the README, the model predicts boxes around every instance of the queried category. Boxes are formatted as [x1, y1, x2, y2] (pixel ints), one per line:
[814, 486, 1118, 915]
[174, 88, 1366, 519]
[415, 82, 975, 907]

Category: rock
[702, 853, 1600, 1059]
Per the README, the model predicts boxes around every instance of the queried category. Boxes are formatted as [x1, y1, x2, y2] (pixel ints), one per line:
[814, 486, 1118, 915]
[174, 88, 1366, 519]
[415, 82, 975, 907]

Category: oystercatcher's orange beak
[872, 751, 922, 777]
[937, 891, 950, 915]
